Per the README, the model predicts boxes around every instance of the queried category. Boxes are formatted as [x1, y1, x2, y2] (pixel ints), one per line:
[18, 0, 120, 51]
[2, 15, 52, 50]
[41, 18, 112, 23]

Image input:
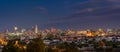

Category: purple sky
[0, 0, 120, 31]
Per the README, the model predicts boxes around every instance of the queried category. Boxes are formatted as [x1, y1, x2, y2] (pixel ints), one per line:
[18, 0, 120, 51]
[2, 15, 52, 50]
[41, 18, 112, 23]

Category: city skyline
[0, 0, 120, 31]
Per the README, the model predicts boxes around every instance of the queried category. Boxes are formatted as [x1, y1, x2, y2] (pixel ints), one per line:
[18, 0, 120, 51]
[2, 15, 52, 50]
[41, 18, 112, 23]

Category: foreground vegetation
[1, 36, 120, 52]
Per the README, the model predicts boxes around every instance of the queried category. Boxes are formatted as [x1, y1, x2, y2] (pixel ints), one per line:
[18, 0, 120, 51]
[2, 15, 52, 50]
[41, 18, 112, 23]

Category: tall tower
[35, 25, 38, 33]
[14, 26, 18, 33]
[5, 29, 9, 34]
[21, 28, 26, 33]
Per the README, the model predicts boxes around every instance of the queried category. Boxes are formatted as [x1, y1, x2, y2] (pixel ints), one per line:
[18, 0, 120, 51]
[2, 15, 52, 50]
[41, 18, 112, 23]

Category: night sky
[0, 0, 120, 31]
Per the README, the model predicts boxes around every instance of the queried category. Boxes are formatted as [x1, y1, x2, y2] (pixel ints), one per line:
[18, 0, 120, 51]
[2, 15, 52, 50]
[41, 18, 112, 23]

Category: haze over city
[0, 0, 120, 31]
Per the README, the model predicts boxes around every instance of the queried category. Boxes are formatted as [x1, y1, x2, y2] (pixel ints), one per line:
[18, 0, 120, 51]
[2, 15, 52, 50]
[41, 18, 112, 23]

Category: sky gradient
[0, 0, 120, 31]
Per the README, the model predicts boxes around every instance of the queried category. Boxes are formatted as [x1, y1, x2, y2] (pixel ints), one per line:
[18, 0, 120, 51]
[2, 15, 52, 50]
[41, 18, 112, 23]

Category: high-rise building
[14, 26, 18, 31]
[21, 28, 26, 33]
[5, 29, 9, 34]
[35, 25, 38, 33]
[14, 26, 18, 33]
[31, 26, 34, 31]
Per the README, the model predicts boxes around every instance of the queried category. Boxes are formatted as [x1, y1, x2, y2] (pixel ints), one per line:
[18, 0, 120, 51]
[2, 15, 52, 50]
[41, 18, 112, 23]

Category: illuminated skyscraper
[35, 25, 38, 33]
[14, 26, 18, 33]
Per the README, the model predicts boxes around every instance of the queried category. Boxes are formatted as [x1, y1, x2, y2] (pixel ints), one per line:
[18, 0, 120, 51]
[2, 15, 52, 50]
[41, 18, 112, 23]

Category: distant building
[96, 28, 105, 36]
[35, 25, 38, 33]
[14, 26, 18, 33]
[5, 29, 9, 34]
[21, 28, 26, 33]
